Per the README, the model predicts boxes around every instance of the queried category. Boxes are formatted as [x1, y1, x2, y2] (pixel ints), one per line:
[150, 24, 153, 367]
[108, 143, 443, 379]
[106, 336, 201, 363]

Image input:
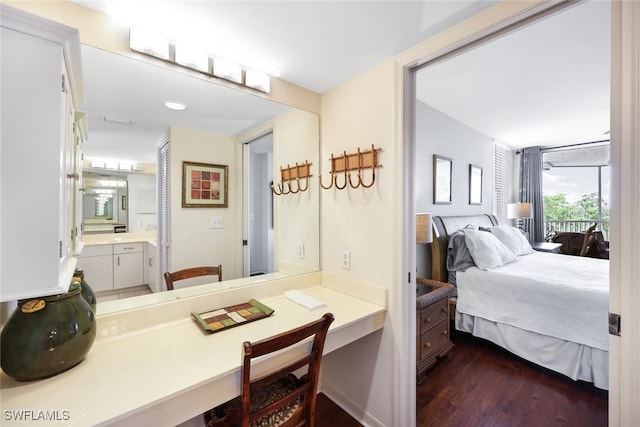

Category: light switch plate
[210, 216, 223, 229]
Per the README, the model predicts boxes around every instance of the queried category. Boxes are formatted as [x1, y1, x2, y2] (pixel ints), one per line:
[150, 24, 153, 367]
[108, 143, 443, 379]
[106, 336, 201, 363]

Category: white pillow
[490, 225, 535, 256]
[462, 229, 518, 269]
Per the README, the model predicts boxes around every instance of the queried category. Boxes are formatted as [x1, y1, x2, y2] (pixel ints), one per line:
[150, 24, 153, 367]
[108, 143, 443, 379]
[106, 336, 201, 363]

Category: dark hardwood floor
[315, 393, 363, 427]
[316, 329, 608, 427]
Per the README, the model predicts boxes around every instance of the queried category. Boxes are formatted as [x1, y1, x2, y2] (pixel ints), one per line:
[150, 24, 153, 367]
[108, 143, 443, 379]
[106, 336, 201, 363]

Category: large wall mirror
[80, 45, 320, 312]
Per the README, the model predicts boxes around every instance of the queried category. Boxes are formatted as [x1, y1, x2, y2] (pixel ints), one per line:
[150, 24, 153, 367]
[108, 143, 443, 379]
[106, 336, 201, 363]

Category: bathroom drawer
[114, 242, 143, 254]
[81, 244, 113, 257]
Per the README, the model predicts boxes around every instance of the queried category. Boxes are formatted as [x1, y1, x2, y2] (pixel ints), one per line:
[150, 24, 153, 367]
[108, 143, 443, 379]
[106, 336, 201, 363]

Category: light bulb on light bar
[130, 26, 170, 60]
[213, 58, 243, 84]
[245, 70, 270, 93]
[175, 43, 209, 72]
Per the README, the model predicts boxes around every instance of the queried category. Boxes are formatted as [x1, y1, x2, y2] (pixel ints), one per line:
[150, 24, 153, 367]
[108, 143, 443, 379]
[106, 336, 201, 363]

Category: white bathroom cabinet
[77, 243, 145, 291]
[0, 5, 84, 302]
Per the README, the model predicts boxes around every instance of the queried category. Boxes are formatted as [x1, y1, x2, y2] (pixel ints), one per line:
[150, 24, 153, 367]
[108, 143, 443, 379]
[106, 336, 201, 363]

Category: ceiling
[73, 0, 498, 93]
[72, 0, 611, 164]
[416, 0, 611, 149]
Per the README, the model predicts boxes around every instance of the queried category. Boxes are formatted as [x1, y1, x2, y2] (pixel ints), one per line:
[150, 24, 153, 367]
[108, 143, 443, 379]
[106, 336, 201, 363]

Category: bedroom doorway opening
[242, 132, 275, 278]
[406, 0, 613, 421]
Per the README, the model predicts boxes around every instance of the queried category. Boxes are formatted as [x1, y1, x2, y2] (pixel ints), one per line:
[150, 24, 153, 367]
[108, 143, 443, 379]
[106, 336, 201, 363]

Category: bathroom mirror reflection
[79, 45, 320, 311]
[82, 172, 128, 234]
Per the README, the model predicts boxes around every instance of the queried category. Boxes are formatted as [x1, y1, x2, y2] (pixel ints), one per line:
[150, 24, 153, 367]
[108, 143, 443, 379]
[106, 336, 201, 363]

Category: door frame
[396, 1, 638, 425]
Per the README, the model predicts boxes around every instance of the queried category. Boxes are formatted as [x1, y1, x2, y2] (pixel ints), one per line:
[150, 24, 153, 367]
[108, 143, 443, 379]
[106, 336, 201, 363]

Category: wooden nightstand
[416, 278, 455, 384]
[532, 242, 562, 253]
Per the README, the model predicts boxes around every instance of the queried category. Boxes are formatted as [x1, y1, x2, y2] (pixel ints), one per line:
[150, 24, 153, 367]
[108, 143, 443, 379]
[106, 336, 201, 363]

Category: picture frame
[433, 155, 452, 204]
[469, 164, 483, 205]
[121, 195, 127, 210]
[182, 161, 229, 208]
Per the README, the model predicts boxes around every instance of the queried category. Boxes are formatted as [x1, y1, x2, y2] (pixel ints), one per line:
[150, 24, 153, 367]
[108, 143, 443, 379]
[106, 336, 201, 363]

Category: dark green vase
[0, 285, 97, 381]
[74, 268, 97, 312]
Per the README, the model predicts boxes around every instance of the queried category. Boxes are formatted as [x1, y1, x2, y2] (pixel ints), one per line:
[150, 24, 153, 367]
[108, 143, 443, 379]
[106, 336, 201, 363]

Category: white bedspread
[456, 252, 609, 350]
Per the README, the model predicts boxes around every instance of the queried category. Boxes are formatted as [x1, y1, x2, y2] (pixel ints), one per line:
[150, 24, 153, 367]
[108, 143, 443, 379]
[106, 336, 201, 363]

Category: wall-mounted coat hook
[319, 144, 382, 190]
[271, 161, 313, 196]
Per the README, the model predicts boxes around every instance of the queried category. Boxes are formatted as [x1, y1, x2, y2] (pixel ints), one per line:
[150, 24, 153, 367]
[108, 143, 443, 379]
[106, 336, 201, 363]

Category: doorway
[243, 133, 275, 277]
[405, 0, 615, 423]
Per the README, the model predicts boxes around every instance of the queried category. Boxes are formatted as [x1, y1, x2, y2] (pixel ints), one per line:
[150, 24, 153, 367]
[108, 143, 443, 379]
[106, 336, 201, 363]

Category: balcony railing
[544, 220, 610, 241]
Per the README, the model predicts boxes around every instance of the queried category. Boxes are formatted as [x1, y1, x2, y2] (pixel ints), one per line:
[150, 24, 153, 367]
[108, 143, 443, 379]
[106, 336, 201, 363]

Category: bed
[431, 214, 609, 390]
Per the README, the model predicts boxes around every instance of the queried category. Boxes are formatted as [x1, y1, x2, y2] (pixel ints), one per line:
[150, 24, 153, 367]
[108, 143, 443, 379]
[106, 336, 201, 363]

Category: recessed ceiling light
[164, 101, 187, 111]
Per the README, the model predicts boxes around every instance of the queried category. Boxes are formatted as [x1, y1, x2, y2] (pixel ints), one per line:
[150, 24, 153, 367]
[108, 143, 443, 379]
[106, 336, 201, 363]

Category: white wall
[249, 146, 272, 275]
[414, 100, 494, 277]
[127, 173, 157, 232]
[415, 100, 493, 215]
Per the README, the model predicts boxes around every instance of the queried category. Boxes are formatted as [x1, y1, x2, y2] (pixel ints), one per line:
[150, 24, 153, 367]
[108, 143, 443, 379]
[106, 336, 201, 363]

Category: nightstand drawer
[419, 320, 449, 360]
[420, 299, 448, 331]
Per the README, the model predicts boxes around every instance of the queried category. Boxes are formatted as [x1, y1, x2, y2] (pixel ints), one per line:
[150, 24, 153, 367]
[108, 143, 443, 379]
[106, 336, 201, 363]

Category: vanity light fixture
[213, 58, 243, 84]
[164, 101, 187, 111]
[105, 161, 119, 170]
[245, 69, 271, 93]
[129, 26, 272, 93]
[129, 26, 170, 60]
[175, 43, 209, 73]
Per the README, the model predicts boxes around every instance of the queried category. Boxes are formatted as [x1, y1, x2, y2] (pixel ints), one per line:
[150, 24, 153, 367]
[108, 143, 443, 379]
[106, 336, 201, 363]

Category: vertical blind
[492, 142, 511, 225]
[158, 140, 171, 283]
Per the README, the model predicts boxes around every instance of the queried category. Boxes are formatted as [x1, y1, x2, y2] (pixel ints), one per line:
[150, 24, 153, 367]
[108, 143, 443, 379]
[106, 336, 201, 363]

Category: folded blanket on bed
[456, 251, 609, 350]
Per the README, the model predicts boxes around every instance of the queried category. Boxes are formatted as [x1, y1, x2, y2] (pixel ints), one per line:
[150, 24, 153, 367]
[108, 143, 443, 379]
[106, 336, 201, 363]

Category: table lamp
[416, 213, 433, 244]
[507, 202, 533, 231]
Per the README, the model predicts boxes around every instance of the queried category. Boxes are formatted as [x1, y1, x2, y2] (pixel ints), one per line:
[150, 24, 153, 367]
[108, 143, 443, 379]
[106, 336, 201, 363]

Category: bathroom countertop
[81, 231, 156, 247]
[0, 272, 386, 426]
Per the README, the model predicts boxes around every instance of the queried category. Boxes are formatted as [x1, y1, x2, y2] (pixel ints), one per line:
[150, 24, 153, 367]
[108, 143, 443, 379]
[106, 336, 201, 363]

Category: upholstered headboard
[431, 214, 499, 282]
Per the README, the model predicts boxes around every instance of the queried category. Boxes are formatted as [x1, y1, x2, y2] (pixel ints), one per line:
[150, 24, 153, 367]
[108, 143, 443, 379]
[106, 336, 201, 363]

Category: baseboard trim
[319, 381, 384, 427]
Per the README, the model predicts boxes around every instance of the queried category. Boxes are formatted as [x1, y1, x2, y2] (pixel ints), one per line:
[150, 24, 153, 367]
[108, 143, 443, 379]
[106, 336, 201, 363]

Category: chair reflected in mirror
[204, 312, 335, 427]
[163, 265, 222, 291]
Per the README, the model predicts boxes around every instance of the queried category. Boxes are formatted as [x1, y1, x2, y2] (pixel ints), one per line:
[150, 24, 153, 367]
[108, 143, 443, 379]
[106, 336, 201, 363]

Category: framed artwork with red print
[182, 161, 228, 208]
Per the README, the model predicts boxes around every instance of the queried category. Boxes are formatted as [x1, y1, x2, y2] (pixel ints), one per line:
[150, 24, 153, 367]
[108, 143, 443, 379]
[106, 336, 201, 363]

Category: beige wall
[168, 127, 238, 286]
[319, 58, 397, 426]
[272, 109, 320, 274]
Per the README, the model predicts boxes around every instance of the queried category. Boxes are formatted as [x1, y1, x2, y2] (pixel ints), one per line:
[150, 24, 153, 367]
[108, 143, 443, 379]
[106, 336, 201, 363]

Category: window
[542, 143, 610, 239]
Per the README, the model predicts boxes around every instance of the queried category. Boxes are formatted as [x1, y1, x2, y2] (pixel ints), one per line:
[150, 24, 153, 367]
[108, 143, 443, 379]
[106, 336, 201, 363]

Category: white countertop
[0, 272, 386, 426]
[81, 231, 156, 247]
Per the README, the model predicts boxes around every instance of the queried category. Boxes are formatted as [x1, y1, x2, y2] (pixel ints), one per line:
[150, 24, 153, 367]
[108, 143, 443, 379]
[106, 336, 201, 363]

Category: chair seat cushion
[205, 374, 301, 427]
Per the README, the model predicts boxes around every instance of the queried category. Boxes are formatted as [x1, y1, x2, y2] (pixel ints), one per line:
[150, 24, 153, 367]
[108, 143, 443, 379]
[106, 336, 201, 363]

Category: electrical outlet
[298, 243, 305, 259]
[210, 216, 223, 229]
[341, 250, 351, 270]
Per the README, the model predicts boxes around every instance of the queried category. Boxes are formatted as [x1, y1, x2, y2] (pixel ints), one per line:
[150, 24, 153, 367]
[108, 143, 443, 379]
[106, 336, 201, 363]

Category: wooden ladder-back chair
[579, 223, 598, 257]
[204, 312, 335, 427]
[163, 265, 222, 291]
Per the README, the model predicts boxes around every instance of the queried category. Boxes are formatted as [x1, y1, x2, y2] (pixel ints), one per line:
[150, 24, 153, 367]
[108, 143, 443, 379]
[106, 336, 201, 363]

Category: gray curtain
[519, 147, 544, 243]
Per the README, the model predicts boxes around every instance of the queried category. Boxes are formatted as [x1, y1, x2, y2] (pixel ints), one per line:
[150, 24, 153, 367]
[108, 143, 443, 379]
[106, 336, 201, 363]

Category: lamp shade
[416, 213, 433, 244]
[507, 202, 533, 219]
